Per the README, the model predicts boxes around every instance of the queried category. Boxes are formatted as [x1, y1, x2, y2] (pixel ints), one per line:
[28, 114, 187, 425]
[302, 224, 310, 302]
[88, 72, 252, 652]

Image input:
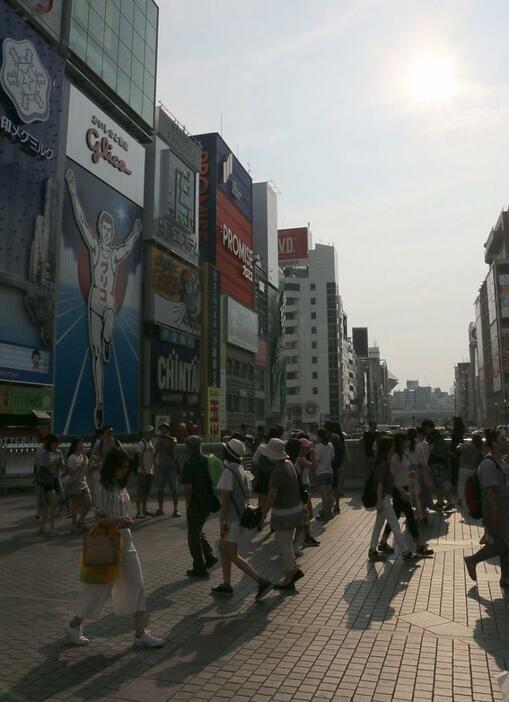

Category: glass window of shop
[69, 0, 157, 126]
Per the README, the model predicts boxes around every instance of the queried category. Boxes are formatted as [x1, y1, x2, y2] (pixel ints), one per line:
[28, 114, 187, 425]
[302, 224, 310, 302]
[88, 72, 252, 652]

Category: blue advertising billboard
[0, 4, 64, 385]
[54, 86, 145, 435]
[54, 158, 142, 435]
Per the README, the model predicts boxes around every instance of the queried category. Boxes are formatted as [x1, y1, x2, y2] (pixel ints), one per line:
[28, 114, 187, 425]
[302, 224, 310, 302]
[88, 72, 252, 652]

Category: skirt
[75, 529, 145, 619]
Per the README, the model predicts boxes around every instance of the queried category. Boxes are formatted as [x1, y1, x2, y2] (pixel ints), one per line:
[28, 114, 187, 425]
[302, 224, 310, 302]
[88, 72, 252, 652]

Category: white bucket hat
[261, 438, 289, 461]
[224, 438, 246, 460]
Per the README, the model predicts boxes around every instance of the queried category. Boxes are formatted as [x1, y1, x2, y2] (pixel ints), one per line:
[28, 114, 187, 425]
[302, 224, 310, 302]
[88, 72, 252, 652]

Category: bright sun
[406, 53, 458, 103]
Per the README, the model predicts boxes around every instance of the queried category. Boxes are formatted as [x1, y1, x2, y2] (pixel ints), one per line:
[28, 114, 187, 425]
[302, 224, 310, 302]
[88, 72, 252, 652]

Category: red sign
[278, 227, 308, 261]
[216, 190, 254, 309]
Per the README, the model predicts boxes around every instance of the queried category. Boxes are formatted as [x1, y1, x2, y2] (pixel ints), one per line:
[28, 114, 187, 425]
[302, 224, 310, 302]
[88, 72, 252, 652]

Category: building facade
[280, 234, 344, 429]
[142, 105, 202, 431]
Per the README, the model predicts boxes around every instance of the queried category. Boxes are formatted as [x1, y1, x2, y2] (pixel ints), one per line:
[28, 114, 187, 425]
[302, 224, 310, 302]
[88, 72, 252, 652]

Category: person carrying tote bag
[66, 448, 165, 649]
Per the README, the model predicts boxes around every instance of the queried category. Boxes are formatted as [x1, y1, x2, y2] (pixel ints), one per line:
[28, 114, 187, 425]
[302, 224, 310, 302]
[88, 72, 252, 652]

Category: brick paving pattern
[0, 494, 508, 701]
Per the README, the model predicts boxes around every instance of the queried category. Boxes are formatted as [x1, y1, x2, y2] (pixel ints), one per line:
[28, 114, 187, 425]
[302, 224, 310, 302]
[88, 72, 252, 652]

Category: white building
[279, 235, 344, 428]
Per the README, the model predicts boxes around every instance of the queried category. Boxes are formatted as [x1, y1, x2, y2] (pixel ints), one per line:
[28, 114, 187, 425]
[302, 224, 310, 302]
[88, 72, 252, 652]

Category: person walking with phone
[211, 438, 273, 600]
[66, 448, 165, 648]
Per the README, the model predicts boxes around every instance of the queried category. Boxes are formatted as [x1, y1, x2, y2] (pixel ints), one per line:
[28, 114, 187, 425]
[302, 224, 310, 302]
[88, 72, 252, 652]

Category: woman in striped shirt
[66, 448, 165, 648]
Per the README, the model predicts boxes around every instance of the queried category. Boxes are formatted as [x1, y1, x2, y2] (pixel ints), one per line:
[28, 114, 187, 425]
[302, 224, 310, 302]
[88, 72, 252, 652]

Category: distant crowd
[29, 416, 509, 649]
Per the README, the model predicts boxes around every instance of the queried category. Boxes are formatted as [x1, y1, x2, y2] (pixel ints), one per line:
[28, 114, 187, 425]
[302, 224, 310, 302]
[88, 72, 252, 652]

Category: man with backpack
[181, 435, 218, 577]
[135, 426, 155, 519]
[464, 428, 509, 588]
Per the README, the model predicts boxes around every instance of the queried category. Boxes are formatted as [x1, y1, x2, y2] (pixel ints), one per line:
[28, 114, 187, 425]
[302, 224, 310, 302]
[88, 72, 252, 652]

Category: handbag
[82, 524, 122, 567]
[226, 466, 261, 529]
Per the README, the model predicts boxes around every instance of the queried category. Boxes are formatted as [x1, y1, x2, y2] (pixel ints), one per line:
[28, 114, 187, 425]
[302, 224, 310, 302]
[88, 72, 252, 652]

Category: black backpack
[465, 456, 503, 520]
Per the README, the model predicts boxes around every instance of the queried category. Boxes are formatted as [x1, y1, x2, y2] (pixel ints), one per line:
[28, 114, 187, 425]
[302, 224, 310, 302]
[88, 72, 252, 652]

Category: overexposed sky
[157, 0, 509, 390]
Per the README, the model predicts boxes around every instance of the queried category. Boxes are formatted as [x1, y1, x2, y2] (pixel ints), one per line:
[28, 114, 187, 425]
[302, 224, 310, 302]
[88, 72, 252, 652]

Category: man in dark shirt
[362, 422, 379, 467]
[181, 435, 217, 577]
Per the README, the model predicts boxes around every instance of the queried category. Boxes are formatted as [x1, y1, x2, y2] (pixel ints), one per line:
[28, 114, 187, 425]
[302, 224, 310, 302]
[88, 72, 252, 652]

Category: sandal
[378, 542, 395, 554]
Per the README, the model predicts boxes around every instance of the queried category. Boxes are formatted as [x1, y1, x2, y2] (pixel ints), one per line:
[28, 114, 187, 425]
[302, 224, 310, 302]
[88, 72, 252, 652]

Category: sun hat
[143, 425, 155, 434]
[223, 438, 246, 460]
[261, 438, 289, 461]
[158, 421, 171, 429]
[300, 438, 314, 450]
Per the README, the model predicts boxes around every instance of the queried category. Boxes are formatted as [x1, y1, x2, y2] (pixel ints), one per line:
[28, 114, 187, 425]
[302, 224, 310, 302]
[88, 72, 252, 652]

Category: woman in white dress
[66, 448, 165, 648]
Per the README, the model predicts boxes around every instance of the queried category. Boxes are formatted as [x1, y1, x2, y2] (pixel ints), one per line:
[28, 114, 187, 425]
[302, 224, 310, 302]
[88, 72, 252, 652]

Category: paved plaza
[0, 493, 508, 702]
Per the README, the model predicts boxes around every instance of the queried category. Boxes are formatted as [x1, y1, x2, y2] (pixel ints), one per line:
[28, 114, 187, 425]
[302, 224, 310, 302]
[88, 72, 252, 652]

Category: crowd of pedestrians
[27, 415, 509, 648]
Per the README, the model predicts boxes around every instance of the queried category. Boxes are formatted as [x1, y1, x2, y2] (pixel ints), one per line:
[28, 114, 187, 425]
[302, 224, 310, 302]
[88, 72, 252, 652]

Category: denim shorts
[316, 473, 333, 486]
[155, 465, 178, 492]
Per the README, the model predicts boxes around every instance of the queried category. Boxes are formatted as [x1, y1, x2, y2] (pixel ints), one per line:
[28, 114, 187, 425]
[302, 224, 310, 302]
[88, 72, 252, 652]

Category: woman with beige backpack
[66, 448, 165, 648]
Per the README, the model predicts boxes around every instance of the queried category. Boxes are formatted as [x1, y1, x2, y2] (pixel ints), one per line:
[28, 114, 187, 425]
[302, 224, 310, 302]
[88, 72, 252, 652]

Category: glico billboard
[196, 132, 254, 310]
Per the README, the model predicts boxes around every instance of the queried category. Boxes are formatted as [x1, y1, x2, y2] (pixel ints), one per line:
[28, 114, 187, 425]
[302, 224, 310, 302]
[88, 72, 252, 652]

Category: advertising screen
[150, 247, 201, 335]
[197, 141, 217, 264]
[216, 190, 254, 309]
[227, 297, 258, 354]
[0, 383, 53, 415]
[278, 227, 309, 263]
[151, 340, 200, 407]
[0, 6, 64, 385]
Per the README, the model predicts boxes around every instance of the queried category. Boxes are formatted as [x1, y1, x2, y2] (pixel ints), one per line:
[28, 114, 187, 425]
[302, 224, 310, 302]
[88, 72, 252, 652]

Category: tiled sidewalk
[0, 494, 507, 702]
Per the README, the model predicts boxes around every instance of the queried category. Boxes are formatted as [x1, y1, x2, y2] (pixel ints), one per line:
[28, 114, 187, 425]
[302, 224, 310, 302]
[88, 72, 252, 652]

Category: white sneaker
[133, 631, 165, 648]
[66, 623, 89, 646]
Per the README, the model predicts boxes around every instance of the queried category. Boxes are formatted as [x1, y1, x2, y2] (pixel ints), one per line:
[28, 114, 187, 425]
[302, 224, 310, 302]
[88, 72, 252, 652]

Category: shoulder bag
[225, 466, 260, 529]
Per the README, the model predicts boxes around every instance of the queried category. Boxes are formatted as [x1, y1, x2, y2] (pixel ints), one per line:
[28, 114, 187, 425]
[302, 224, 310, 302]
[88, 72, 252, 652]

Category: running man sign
[54, 87, 144, 435]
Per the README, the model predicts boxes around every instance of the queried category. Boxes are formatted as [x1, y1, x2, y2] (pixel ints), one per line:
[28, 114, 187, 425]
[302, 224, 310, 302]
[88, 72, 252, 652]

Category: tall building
[454, 362, 472, 422]
[351, 328, 396, 425]
[142, 105, 202, 430]
[252, 182, 285, 427]
[472, 207, 509, 426]
[195, 132, 257, 432]
[279, 230, 344, 428]
[391, 380, 454, 425]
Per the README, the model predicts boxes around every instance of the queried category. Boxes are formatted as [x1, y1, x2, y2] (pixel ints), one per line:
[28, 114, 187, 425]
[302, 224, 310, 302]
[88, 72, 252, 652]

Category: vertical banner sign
[0, 6, 64, 386]
[201, 263, 221, 436]
[54, 86, 144, 435]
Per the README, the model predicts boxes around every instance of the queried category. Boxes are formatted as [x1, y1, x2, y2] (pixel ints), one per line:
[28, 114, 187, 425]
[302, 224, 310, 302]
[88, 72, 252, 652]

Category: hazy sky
[157, 0, 509, 390]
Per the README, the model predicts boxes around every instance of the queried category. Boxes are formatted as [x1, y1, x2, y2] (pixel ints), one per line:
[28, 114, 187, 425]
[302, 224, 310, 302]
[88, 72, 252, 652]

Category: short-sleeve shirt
[216, 461, 250, 523]
[269, 460, 301, 510]
[478, 456, 509, 497]
[66, 453, 89, 491]
[181, 454, 212, 510]
[137, 440, 154, 475]
[94, 482, 131, 518]
[314, 443, 334, 476]
[391, 453, 410, 488]
[155, 436, 178, 469]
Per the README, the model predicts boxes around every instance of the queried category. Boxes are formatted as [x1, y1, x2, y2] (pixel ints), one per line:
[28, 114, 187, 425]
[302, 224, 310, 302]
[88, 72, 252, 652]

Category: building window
[311, 283, 316, 291]
[312, 341, 317, 349]
[311, 312, 316, 319]
[287, 387, 298, 396]
[287, 372, 299, 380]
[311, 326, 317, 334]
[286, 312, 296, 320]
[310, 298, 316, 305]
[312, 357, 317, 364]
[285, 327, 296, 335]
[285, 283, 300, 291]
[313, 387, 318, 395]
[286, 297, 297, 305]
[312, 372, 318, 379]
